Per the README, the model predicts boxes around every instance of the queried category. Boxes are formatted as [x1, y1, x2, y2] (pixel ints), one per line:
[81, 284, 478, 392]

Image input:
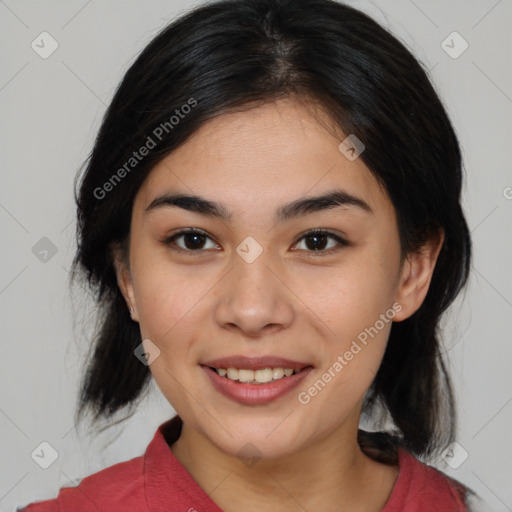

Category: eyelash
[162, 228, 348, 257]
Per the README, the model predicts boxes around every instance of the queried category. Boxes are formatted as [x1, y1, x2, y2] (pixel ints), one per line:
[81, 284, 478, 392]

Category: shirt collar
[144, 415, 223, 511]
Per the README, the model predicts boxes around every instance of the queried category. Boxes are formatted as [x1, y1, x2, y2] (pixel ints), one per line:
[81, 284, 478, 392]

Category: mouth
[201, 356, 314, 404]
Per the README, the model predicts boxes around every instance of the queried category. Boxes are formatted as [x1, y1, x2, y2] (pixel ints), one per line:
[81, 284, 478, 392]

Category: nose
[213, 248, 295, 338]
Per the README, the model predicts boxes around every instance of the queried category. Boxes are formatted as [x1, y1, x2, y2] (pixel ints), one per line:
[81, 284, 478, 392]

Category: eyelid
[291, 228, 348, 255]
[162, 227, 219, 253]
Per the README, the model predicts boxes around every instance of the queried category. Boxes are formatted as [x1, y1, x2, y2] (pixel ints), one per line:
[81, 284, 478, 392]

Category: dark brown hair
[71, 0, 472, 459]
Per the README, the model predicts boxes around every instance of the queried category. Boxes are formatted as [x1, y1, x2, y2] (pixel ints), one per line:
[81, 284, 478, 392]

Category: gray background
[1, 0, 511, 510]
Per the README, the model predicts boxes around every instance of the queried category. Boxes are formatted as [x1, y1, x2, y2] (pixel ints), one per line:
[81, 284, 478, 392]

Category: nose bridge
[230, 237, 278, 305]
[214, 236, 294, 335]
[234, 242, 272, 292]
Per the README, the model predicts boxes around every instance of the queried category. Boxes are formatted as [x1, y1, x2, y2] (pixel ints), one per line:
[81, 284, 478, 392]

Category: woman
[19, 0, 484, 510]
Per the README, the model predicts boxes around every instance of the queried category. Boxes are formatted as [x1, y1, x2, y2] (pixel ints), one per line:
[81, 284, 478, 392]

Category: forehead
[135, 98, 392, 221]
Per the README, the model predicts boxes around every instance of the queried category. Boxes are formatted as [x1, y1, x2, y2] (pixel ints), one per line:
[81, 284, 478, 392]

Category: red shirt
[18, 415, 470, 512]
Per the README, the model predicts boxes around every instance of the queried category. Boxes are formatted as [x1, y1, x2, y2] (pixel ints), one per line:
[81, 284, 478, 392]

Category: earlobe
[111, 243, 139, 322]
[393, 229, 444, 322]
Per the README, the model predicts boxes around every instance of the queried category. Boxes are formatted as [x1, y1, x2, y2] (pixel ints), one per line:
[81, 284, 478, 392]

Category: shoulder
[358, 430, 478, 511]
[17, 453, 146, 511]
[382, 448, 471, 511]
[18, 415, 188, 512]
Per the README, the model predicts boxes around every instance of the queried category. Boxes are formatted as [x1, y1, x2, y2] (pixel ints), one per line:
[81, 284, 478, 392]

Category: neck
[169, 412, 398, 512]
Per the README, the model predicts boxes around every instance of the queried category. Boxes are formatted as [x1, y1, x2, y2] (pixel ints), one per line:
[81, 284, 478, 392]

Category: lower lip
[201, 365, 314, 405]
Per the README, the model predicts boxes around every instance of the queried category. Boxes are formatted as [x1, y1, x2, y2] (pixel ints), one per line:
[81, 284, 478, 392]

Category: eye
[163, 228, 347, 256]
[163, 228, 219, 254]
[292, 229, 347, 255]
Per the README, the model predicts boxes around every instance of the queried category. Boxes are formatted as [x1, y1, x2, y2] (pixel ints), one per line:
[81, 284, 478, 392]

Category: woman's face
[115, 98, 435, 460]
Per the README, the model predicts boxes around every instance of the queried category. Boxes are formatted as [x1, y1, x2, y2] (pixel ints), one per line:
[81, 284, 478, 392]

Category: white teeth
[238, 369, 254, 382]
[215, 367, 299, 383]
[272, 368, 285, 379]
[255, 368, 273, 383]
[226, 368, 239, 380]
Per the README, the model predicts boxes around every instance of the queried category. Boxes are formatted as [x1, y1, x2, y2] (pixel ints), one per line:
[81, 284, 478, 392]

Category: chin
[199, 413, 312, 461]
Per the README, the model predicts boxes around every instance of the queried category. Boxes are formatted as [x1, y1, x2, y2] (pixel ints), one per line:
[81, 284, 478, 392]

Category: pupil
[307, 234, 327, 251]
[185, 233, 205, 250]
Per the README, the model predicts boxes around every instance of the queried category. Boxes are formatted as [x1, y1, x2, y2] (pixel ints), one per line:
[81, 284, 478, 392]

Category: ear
[111, 242, 139, 322]
[392, 228, 444, 322]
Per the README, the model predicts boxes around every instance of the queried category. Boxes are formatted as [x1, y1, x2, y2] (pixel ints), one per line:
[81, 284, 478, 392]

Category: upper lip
[201, 356, 313, 371]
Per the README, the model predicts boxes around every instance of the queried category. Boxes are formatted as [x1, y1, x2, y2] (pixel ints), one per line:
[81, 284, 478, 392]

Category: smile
[211, 367, 301, 384]
[201, 356, 314, 404]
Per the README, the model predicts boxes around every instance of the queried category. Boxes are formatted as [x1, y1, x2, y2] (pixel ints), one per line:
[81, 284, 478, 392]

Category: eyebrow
[145, 188, 373, 223]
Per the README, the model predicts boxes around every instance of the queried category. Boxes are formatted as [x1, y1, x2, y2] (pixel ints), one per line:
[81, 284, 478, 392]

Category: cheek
[132, 261, 206, 409]
[137, 276, 202, 343]
[131, 248, 224, 365]
[292, 247, 398, 394]
[131, 247, 190, 339]
[296, 295, 393, 425]
[293, 248, 398, 339]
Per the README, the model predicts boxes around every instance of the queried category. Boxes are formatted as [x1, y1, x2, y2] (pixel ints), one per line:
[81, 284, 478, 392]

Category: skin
[113, 97, 444, 511]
